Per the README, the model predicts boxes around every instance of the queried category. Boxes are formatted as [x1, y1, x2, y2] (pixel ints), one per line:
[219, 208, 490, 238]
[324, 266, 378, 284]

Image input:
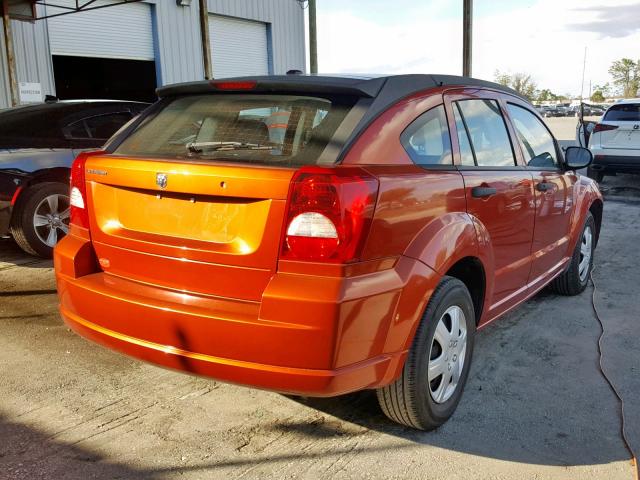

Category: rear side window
[452, 103, 475, 166]
[455, 99, 516, 167]
[114, 94, 356, 167]
[64, 112, 132, 140]
[604, 103, 640, 122]
[400, 105, 452, 166]
[506, 103, 558, 168]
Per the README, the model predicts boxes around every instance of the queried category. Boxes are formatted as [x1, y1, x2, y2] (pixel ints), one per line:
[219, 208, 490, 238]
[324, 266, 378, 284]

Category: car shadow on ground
[0, 237, 52, 270]
[283, 287, 631, 468]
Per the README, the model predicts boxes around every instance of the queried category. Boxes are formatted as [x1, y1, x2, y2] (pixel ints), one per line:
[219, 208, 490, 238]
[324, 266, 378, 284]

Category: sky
[311, 0, 640, 97]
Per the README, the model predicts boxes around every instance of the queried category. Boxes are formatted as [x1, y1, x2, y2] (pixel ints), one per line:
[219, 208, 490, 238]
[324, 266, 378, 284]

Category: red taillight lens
[281, 167, 379, 263]
[210, 80, 257, 90]
[593, 123, 619, 133]
[69, 150, 104, 229]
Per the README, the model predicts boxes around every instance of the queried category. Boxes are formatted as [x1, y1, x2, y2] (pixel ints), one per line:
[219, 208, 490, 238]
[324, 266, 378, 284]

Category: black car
[0, 100, 149, 257]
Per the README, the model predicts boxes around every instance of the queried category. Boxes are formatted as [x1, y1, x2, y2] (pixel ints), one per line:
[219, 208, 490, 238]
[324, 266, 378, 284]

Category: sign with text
[18, 82, 42, 103]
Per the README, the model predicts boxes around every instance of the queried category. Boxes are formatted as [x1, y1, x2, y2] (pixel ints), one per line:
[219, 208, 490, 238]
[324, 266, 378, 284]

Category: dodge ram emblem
[156, 173, 168, 189]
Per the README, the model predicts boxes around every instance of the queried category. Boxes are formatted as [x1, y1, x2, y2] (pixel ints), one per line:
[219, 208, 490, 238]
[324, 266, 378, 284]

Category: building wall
[208, 0, 306, 76]
[0, 0, 306, 109]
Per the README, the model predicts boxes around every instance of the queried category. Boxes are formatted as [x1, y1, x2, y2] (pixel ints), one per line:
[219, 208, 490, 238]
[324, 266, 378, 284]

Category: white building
[0, 0, 306, 107]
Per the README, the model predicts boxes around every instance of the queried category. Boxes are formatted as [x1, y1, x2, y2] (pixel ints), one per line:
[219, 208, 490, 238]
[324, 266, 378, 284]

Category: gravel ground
[0, 174, 638, 480]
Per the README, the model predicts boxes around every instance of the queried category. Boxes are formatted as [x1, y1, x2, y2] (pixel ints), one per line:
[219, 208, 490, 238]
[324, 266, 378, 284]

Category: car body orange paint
[54, 78, 603, 396]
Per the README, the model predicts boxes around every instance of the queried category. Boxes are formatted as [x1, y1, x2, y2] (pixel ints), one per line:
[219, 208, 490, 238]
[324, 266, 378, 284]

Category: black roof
[156, 75, 527, 136]
[157, 74, 525, 102]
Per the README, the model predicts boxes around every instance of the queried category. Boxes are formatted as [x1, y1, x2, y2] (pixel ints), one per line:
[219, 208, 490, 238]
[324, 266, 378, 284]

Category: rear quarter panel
[341, 88, 484, 361]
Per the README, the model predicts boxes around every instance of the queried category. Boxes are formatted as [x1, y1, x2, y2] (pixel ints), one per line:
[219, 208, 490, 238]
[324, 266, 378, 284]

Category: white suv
[588, 99, 640, 181]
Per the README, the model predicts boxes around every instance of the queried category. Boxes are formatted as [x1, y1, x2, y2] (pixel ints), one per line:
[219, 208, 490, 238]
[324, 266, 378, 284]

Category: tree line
[494, 58, 640, 103]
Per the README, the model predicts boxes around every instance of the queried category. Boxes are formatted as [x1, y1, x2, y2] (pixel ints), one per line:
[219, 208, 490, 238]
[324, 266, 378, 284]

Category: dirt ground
[1, 174, 639, 480]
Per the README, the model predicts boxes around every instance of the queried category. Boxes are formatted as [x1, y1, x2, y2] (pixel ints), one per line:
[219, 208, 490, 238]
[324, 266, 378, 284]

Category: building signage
[18, 82, 42, 103]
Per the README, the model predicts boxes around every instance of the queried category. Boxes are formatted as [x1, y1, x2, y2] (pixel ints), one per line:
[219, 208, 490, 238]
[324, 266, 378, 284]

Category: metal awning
[1, 0, 143, 21]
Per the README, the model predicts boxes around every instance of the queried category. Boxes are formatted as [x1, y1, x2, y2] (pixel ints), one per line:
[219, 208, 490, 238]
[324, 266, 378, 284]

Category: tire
[587, 167, 604, 183]
[9, 182, 70, 258]
[376, 276, 476, 430]
[550, 212, 595, 296]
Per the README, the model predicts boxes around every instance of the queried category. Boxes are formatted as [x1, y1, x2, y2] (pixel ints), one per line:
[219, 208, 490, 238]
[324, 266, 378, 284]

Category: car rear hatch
[85, 158, 294, 301]
[600, 103, 640, 150]
[82, 80, 378, 301]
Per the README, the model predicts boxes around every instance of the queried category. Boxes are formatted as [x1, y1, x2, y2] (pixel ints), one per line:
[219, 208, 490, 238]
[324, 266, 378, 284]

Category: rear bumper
[55, 233, 436, 396]
[591, 152, 640, 173]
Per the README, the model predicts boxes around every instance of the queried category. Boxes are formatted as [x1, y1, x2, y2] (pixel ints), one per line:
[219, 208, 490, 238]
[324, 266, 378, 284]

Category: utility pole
[198, 0, 212, 79]
[462, 0, 472, 77]
[2, 0, 19, 106]
[308, 0, 318, 74]
[580, 46, 587, 102]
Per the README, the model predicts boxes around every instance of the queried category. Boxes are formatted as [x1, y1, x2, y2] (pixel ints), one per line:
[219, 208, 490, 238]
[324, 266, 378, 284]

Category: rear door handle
[536, 182, 555, 192]
[471, 186, 497, 198]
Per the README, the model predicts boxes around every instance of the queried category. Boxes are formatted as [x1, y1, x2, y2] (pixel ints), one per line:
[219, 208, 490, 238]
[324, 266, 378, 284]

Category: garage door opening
[52, 56, 157, 103]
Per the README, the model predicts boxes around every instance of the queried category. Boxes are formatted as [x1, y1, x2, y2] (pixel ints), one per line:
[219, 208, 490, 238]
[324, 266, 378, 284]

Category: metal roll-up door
[209, 15, 269, 78]
[46, 0, 154, 61]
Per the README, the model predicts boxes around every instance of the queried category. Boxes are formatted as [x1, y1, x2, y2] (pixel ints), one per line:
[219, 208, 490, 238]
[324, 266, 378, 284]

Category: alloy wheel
[33, 194, 70, 247]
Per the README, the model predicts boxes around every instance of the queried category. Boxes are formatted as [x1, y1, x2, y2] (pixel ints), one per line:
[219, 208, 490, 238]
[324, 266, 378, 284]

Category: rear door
[600, 103, 640, 150]
[504, 102, 574, 285]
[445, 91, 535, 315]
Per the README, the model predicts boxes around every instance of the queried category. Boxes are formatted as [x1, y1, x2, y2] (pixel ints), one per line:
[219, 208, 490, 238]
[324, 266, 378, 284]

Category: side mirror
[564, 146, 593, 170]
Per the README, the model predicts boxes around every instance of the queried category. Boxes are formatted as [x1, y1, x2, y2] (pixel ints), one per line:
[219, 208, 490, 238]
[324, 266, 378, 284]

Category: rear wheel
[376, 276, 475, 430]
[550, 212, 595, 296]
[10, 182, 70, 258]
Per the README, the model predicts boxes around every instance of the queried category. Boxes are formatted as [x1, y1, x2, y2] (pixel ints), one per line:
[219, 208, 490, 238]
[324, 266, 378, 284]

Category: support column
[308, 0, 317, 74]
[2, 1, 19, 106]
[198, 0, 212, 79]
[462, 0, 472, 77]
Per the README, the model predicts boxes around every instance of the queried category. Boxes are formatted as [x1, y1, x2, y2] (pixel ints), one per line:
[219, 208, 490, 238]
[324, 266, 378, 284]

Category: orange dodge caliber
[55, 75, 603, 430]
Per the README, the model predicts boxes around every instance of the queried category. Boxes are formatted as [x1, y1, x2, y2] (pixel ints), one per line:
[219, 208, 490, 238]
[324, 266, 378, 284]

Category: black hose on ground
[590, 267, 639, 480]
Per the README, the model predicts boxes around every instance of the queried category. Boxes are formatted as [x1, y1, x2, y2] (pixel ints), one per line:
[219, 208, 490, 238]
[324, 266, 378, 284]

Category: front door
[504, 103, 574, 287]
[445, 93, 536, 319]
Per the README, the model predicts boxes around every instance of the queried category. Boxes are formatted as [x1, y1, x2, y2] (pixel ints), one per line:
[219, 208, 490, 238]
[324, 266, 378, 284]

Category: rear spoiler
[156, 76, 387, 99]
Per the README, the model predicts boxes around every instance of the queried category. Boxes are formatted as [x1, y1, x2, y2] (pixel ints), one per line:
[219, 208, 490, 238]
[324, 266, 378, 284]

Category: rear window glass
[114, 94, 356, 166]
[604, 104, 640, 122]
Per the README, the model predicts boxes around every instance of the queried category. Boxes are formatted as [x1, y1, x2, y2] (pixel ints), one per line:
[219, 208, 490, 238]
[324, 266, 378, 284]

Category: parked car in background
[588, 99, 640, 182]
[55, 74, 601, 430]
[555, 105, 569, 117]
[538, 105, 560, 117]
[571, 104, 605, 118]
[0, 100, 148, 257]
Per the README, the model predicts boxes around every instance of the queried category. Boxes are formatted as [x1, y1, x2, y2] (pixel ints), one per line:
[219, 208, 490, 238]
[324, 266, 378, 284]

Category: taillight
[280, 167, 379, 263]
[210, 80, 257, 90]
[69, 150, 105, 229]
[593, 123, 619, 133]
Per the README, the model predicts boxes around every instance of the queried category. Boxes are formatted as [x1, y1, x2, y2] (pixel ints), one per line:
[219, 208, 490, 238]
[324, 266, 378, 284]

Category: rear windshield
[114, 94, 357, 166]
[604, 103, 640, 122]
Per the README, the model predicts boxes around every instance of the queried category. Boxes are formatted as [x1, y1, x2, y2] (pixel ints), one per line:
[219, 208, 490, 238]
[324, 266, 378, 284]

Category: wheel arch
[444, 256, 486, 325]
[589, 198, 603, 247]
[11, 168, 70, 216]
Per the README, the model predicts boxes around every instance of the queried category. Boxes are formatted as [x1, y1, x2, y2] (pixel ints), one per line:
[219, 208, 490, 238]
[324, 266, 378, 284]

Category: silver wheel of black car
[32, 193, 70, 248]
[10, 182, 70, 258]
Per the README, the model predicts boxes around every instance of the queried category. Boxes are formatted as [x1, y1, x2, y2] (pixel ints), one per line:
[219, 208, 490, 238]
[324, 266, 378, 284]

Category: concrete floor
[0, 174, 638, 480]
